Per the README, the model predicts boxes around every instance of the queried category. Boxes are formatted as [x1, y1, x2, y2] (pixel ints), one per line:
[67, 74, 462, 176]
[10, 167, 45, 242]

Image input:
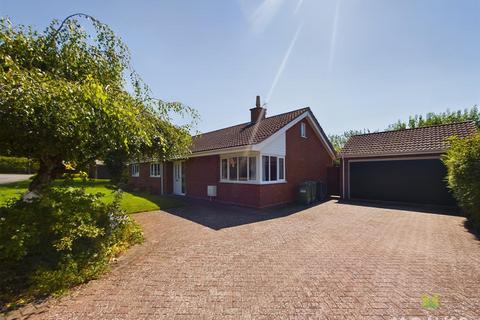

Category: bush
[0, 187, 143, 310]
[443, 133, 480, 231]
[0, 156, 39, 174]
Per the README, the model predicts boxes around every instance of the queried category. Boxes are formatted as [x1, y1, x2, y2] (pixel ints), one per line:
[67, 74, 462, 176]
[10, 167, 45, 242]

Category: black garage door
[349, 159, 456, 206]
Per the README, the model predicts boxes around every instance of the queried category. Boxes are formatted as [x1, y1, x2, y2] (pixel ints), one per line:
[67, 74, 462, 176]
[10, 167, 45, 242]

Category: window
[239, 157, 248, 181]
[229, 157, 238, 180]
[262, 156, 285, 182]
[270, 156, 277, 181]
[262, 156, 269, 181]
[131, 164, 139, 177]
[221, 156, 257, 182]
[221, 159, 228, 180]
[150, 162, 161, 177]
[300, 122, 307, 138]
[279, 158, 284, 180]
[249, 157, 256, 180]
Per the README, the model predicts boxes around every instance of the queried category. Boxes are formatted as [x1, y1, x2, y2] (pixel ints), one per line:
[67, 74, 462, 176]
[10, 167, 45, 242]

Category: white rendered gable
[257, 131, 286, 156]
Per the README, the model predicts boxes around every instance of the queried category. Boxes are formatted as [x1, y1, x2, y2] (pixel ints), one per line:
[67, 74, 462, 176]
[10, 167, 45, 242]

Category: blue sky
[2, 0, 479, 135]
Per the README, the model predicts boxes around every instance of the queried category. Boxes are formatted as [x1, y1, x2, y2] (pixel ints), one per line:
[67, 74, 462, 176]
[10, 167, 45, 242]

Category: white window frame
[150, 162, 162, 178]
[131, 163, 139, 177]
[220, 153, 258, 184]
[261, 155, 286, 184]
[300, 122, 307, 138]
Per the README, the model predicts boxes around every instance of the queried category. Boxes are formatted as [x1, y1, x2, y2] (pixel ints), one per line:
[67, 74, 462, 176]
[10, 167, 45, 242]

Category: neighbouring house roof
[340, 121, 477, 158]
[192, 107, 335, 157]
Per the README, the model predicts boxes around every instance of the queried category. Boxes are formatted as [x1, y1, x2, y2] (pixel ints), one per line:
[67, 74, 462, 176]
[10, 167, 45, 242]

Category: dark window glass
[262, 156, 269, 181]
[239, 157, 248, 180]
[221, 159, 228, 180]
[249, 157, 256, 180]
[229, 157, 238, 180]
[279, 158, 284, 180]
[270, 156, 277, 181]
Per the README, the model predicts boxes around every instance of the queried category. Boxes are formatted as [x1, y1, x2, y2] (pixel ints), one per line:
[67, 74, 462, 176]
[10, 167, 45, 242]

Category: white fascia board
[342, 150, 445, 160]
[189, 145, 253, 158]
[253, 111, 336, 160]
[252, 112, 309, 151]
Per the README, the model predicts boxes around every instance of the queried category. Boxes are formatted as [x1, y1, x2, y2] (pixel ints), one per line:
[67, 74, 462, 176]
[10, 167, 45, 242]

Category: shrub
[0, 156, 39, 174]
[0, 187, 143, 310]
[443, 133, 480, 231]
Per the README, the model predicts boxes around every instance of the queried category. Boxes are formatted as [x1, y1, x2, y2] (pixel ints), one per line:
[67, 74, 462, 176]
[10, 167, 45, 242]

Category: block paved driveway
[15, 200, 480, 319]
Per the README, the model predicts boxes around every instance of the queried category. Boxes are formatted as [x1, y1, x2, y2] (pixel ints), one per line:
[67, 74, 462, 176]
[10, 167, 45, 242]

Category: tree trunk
[28, 156, 65, 193]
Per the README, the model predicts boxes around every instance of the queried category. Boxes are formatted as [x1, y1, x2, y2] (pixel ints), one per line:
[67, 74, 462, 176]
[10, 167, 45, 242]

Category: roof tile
[340, 121, 477, 157]
[192, 108, 309, 153]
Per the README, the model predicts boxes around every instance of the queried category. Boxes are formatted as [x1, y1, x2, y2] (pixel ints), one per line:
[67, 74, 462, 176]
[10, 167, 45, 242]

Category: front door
[173, 161, 186, 195]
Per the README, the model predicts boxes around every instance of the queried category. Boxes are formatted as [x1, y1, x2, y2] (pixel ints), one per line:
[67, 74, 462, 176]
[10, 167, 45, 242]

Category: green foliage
[0, 178, 184, 212]
[104, 150, 129, 184]
[328, 129, 372, 153]
[0, 156, 38, 174]
[388, 106, 480, 130]
[0, 187, 143, 310]
[442, 133, 480, 231]
[0, 15, 197, 191]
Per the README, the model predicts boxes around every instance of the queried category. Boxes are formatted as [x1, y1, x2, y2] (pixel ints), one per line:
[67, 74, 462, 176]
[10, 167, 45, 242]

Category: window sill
[260, 180, 287, 185]
[219, 180, 258, 185]
[219, 180, 287, 185]
[149, 176, 161, 178]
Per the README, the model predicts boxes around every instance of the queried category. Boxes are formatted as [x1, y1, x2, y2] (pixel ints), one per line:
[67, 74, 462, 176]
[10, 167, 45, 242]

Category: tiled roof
[192, 108, 310, 153]
[340, 121, 477, 158]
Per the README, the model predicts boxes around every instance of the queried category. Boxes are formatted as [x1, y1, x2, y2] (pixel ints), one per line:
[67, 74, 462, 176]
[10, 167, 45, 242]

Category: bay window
[221, 159, 228, 180]
[229, 158, 238, 180]
[221, 155, 257, 182]
[249, 157, 256, 180]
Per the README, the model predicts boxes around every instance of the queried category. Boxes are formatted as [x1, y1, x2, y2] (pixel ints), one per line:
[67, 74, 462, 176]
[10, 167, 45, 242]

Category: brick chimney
[250, 95, 266, 123]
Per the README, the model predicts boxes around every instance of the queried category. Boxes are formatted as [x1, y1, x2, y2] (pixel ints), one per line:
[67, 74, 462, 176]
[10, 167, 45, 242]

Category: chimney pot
[250, 95, 266, 123]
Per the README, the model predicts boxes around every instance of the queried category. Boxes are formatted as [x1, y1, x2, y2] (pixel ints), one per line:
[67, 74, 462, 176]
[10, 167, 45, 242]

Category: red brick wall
[257, 119, 333, 206]
[184, 156, 219, 198]
[128, 163, 162, 194]
[217, 183, 261, 207]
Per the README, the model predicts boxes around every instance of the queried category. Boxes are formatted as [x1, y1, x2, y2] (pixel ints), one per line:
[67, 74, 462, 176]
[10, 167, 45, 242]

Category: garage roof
[340, 121, 477, 158]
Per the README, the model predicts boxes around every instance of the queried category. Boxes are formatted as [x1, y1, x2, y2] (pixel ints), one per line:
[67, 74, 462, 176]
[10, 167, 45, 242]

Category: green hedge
[0, 156, 38, 174]
[443, 133, 480, 231]
[0, 188, 143, 311]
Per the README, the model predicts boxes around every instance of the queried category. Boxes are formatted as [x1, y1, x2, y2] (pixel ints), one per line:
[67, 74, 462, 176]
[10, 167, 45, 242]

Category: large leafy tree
[0, 14, 197, 193]
[387, 106, 480, 130]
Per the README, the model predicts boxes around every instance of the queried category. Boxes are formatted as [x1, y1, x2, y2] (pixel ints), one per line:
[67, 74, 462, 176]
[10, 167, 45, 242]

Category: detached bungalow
[129, 96, 336, 208]
[339, 121, 477, 206]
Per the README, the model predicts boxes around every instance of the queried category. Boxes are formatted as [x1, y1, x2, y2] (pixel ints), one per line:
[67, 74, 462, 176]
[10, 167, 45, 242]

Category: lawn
[0, 178, 184, 213]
